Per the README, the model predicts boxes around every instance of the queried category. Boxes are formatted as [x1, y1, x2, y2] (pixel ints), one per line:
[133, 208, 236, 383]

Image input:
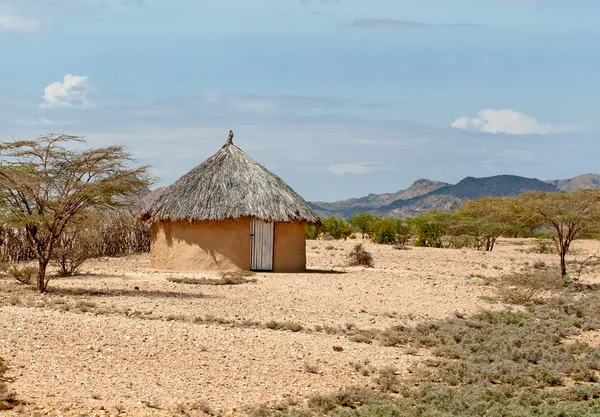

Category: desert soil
[1, 238, 599, 416]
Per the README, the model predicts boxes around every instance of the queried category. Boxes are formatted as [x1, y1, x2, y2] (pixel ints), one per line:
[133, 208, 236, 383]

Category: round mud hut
[141, 131, 320, 272]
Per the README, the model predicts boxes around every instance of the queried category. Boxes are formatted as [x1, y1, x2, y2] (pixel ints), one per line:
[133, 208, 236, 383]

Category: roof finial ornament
[226, 130, 234, 145]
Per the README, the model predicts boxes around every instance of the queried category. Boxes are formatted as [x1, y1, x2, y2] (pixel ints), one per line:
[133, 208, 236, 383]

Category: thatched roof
[141, 132, 320, 223]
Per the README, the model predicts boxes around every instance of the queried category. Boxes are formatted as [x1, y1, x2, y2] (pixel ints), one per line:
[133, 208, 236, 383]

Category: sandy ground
[1, 238, 599, 416]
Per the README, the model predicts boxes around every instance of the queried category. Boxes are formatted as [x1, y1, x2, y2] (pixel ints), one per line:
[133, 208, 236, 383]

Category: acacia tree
[519, 190, 600, 277]
[460, 197, 516, 251]
[0, 134, 151, 292]
[349, 212, 374, 238]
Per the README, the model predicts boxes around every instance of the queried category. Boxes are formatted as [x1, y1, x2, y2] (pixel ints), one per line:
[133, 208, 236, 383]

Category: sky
[0, 0, 598, 201]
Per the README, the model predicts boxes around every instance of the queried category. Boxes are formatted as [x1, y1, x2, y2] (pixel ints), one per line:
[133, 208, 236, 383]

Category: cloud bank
[451, 109, 578, 135]
[328, 162, 377, 175]
[348, 19, 477, 30]
[0, 3, 44, 32]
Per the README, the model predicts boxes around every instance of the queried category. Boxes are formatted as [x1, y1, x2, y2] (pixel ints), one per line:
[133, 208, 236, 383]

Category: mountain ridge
[309, 173, 600, 218]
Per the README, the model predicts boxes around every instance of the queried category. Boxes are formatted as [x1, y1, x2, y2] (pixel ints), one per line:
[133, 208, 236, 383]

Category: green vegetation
[310, 190, 600, 278]
[348, 212, 375, 238]
[322, 216, 353, 240]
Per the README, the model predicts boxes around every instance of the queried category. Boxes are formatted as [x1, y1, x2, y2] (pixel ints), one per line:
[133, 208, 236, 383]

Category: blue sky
[1, 0, 598, 201]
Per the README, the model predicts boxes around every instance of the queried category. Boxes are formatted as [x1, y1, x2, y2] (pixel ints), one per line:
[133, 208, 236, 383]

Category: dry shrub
[5, 265, 37, 286]
[347, 243, 374, 268]
[375, 366, 399, 392]
[0, 209, 150, 272]
[497, 269, 564, 304]
[264, 320, 303, 332]
[0, 227, 34, 263]
[528, 239, 554, 254]
[97, 209, 150, 256]
[53, 224, 100, 277]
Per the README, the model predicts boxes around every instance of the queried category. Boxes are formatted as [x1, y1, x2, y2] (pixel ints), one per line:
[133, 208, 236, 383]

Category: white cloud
[328, 162, 377, 175]
[451, 108, 576, 135]
[42, 74, 94, 109]
[0, 3, 44, 32]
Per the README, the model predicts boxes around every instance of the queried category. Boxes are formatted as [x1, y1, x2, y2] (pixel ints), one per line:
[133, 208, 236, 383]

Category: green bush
[305, 224, 320, 240]
[349, 212, 375, 238]
[370, 218, 412, 245]
[322, 216, 353, 240]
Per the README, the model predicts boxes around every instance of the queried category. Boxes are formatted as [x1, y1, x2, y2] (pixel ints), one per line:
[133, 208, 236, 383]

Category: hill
[546, 173, 600, 192]
[310, 174, 600, 218]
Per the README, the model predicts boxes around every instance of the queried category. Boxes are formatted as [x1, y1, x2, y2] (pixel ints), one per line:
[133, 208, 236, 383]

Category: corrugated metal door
[250, 218, 274, 271]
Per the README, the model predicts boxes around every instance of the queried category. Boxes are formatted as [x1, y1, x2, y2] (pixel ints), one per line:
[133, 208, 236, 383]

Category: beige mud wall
[273, 221, 306, 272]
[151, 218, 251, 271]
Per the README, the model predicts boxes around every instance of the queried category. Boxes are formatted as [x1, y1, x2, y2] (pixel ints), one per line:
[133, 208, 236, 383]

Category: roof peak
[225, 130, 234, 145]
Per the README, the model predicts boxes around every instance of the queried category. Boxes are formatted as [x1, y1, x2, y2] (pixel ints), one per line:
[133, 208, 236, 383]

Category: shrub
[53, 222, 100, 276]
[375, 366, 399, 392]
[529, 239, 554, 254]
[496, 269, 563, 304]
[347, 243, 374, 267]
[6, 265, 37, 285]
[264, 321, 303, 332]
[371, 218, 412, 245]
[305, 224, 320, 240]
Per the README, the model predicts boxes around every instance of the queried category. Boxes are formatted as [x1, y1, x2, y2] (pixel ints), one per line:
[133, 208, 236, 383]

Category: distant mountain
[309, 179, 448, 215]
[546, 174, 600, 192]
[310, 174, 600, 218]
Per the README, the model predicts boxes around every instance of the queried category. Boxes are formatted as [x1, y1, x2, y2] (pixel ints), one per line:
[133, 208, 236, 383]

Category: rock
[332, 345, 343, 352]
[0, 400, 15, 410]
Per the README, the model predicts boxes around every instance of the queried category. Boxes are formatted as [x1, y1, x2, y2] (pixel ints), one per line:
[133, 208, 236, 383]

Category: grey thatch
[141, 132, 320, 223]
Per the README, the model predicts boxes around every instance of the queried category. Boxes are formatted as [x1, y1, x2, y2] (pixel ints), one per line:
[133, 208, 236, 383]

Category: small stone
[332, 345, 343, 352]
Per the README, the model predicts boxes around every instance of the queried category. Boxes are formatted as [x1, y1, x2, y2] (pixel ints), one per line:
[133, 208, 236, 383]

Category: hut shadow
[48, 286, 219, 300]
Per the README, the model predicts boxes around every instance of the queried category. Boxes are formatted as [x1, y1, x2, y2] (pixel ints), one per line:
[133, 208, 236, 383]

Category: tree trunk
[36, 258, 49, 292]
[560, 252, 567, 277]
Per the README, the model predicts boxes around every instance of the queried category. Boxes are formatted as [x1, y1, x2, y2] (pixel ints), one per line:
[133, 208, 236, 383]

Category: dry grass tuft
[347, 243, 374, 268]
[168, 272, 257, 286]
[4, 265, 37, 286]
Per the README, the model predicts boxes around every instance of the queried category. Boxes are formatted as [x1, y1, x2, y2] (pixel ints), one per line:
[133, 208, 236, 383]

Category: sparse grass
[349, 334, 373, 344]
[251, 279, 600, 417]
[494, 268, 564, 304]
[303, 362, 321, 374]
[350, 359, 376, 377]
[347, 243, 374, 268]
[264, 320, 303, 332]
[189, 400, 214, 415]
[167, 273, 257, 286]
